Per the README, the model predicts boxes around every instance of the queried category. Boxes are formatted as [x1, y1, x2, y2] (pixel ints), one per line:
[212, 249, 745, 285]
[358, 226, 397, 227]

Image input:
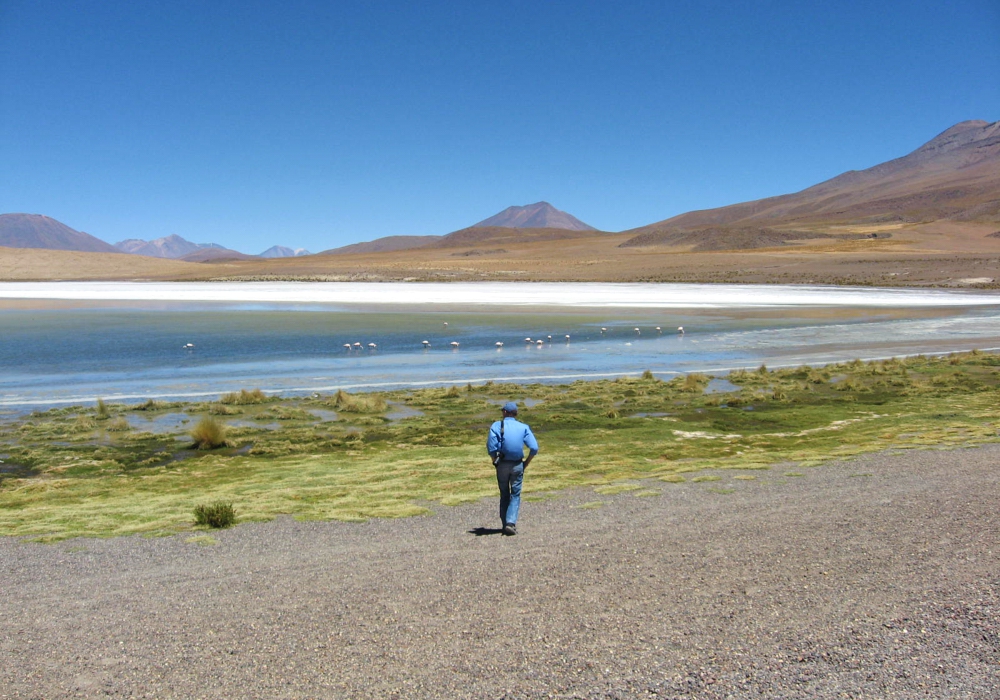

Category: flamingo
[524, 337, 533, 343]
[536, 339, 544, 346]
[183, 343, 195, 349]
[443, 322, 448, 327]
[656, 327, 662, 333]
[565, 334, 571, 341]
[678, 326, 685, 335]
[600, 327, 607, 333]
[353, 342, 362, 349]
[422, 340, 431, 347]
[343, 343, 352, 350]
[634, 327, 641, 335]
[495, 341, 504, 348]
[450, 341, 460, 348]
[367, 343, 377, 350]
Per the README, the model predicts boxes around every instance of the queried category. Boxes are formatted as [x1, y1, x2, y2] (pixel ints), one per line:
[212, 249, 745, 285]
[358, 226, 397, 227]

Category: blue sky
[1, 1, 997, 253]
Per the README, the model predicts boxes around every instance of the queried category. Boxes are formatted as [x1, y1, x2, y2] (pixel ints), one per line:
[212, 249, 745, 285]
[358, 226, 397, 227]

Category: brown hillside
[430, 226, 607, 249]
[629, 120, 1000, 239]
[0, 214, 118, 253]
[180, 247, 260, 263]
[320, 235, 443, 255]
[0, 247, 207, 280]
[619, 227, 836, 251]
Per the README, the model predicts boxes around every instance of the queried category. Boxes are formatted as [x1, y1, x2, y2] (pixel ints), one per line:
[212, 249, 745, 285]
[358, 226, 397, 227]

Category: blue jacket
[487, 417, 539, 463]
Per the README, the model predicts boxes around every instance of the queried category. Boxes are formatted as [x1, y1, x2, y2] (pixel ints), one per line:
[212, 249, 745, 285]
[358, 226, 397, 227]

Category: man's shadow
[468, 527, 504, 536]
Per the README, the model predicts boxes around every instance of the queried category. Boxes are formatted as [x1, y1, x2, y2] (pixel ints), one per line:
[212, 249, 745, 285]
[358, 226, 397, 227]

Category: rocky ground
[1, 445, 998, 698]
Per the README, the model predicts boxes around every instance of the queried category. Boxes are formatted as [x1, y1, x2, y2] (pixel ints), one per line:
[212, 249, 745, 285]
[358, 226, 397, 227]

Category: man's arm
[486, 422, 501, 460]
[522, 425, 538, 468]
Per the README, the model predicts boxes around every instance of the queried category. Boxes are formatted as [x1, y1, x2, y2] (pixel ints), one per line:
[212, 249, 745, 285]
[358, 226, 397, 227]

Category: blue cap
[502, 401, 518, 412]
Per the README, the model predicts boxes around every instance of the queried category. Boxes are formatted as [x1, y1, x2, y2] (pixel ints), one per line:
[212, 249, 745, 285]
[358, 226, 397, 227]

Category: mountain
[0, 214, 118, 253]
[320, 235, 443, 255]
[472, 202, 595, 231]
[113, 234, 232, 259]
[626, 119, 1000, 244]
[260, 245, 311, 258]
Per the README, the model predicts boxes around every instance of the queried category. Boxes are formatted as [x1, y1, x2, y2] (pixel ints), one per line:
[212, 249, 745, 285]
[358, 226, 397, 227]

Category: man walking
[487, 402, 538, 536]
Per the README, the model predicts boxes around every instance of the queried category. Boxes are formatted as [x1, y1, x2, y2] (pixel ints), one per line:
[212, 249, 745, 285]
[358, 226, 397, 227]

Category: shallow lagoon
[4, 282, 1000, 411]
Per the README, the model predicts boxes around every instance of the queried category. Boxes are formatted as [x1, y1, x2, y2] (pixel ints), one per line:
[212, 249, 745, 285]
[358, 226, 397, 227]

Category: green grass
[3, 352, 1000, 540]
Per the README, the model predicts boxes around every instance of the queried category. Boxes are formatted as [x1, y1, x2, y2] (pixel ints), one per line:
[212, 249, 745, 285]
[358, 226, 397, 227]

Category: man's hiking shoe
[503, 523, 517, 536]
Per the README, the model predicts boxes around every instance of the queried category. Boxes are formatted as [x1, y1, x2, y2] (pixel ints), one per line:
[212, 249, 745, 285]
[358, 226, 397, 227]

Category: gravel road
[1, 446, 998, 698]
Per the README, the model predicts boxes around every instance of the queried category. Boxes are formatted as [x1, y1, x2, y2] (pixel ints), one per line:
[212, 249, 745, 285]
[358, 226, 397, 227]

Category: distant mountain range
[3, 120, 997, 259]
[260, 245, 312, 258]
[114, 234, 225, 259]
[0, 221, 312, 261]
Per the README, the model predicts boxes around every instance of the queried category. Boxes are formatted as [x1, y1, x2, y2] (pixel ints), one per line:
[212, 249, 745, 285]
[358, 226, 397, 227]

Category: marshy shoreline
[1, 444, 997, 698]
[4, 351, 1000, 695]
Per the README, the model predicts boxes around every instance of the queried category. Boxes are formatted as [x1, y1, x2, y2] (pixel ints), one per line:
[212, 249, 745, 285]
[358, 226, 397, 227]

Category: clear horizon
[1, 1, 997, 253]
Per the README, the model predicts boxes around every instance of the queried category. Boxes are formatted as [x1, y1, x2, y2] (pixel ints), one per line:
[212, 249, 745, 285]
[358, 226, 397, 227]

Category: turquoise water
[4, 299, 1000, 412]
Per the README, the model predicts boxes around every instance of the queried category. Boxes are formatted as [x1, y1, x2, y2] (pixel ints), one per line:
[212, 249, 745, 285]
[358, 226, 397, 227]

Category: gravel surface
[1, 446, 998, 699]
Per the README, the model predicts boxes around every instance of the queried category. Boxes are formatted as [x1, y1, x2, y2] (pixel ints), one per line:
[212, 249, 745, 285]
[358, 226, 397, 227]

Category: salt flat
[4, 280, 1000, 307]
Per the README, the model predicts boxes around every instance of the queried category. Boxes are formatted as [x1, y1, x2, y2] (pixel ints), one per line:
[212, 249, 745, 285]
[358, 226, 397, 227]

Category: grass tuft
[193, 502, 236, 528]
[334, 390, 387, 413]
[220, 388, 268, 405]
[95, 398, 111, 420]
[191, 416, 228, 450]
[106, 416, 130, 432]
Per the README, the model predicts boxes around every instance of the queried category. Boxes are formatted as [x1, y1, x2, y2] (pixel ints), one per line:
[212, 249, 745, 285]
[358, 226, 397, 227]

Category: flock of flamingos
[337, 324, 685, 352]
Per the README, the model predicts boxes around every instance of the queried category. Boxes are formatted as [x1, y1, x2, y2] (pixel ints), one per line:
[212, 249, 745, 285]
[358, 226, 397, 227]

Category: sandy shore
[3, 280, 1000, 308]
[1, 446, 997, 698]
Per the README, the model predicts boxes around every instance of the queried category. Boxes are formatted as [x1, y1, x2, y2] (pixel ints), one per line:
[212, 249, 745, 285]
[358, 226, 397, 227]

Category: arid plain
[2, 220, 999, 287]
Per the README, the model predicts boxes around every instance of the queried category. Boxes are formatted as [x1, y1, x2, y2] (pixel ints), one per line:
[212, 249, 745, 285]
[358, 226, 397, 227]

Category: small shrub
[95, 398, 111, 421]
[641, 369, 655, 380]
[605, 408, 620, 419]
[106, 417, 130, 432]
[191, 416, 228, 449]
[193, 502, 236, 528]
[681, 373, 708, 393]
[444, 385, 461, 398]
[209, 404, 240, 415]
[728, 369, 750, 383]
[133, 399, 161, 411]
[756, 364, 768, 375]
[219, 388, 267, 405]
[74, 415, 96, 430]
[334, 390, 387, 413]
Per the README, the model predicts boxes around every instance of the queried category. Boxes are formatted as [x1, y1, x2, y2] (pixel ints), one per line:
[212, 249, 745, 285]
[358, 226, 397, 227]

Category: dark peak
[0, 213, 117, 253]
[472, 202, 594, 231]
